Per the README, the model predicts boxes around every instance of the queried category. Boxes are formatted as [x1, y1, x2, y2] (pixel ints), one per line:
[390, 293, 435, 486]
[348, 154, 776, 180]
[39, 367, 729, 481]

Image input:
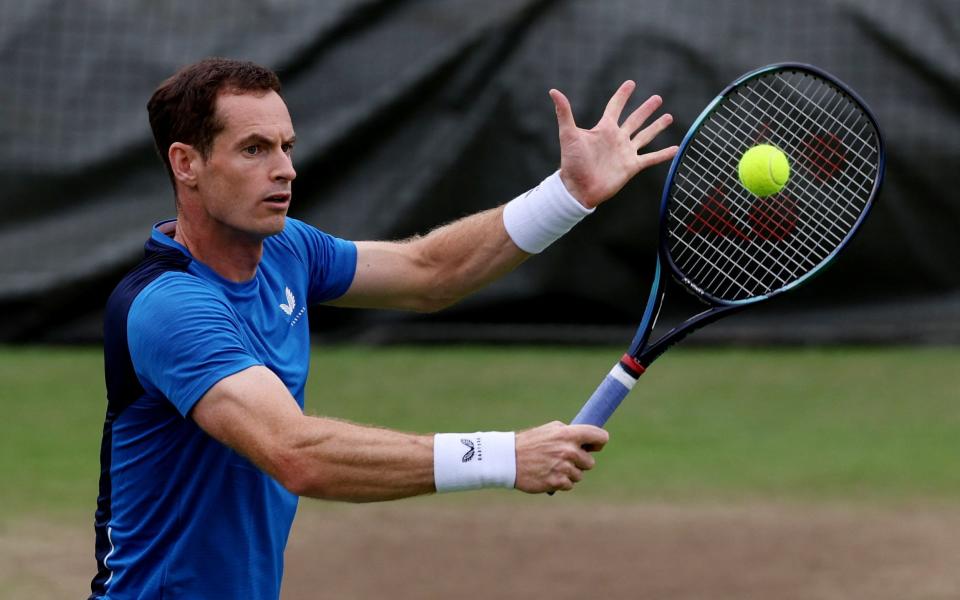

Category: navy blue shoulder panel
[90, 236, 190, 599]
[102, 237, 191, 420]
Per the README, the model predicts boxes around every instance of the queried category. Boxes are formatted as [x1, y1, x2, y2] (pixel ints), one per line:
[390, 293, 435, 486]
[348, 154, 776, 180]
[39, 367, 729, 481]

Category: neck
[172, 217, 264, 282]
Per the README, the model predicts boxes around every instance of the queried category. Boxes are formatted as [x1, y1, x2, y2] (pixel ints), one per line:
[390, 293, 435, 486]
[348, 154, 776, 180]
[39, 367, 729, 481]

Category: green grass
[2, 345, 959, 522]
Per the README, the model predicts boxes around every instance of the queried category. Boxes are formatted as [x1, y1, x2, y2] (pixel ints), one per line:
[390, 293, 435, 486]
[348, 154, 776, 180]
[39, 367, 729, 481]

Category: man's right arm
[190, 365, 608, 501]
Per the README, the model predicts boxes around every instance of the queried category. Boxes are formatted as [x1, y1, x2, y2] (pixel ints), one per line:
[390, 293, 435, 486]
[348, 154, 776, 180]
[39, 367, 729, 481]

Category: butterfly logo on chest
[279, 286, 296, 316]
[278, 286, 306, 326]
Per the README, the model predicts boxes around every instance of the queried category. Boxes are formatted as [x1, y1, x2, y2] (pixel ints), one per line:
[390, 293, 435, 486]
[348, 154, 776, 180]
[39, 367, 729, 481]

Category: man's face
[193, 90, 297, 240]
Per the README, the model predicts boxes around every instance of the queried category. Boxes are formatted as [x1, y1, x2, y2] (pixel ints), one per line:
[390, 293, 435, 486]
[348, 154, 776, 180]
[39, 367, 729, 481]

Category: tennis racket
[572, 63, 885, 427]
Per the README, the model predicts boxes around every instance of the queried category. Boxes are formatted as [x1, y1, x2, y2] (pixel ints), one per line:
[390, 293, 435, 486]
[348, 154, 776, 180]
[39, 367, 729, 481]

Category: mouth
[263, 192, 291, 207]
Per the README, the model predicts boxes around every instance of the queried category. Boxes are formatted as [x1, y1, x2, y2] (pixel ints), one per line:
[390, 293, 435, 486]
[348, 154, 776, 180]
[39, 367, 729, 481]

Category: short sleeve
[280, 218, 357, 304]
[127, 273, 262, 416]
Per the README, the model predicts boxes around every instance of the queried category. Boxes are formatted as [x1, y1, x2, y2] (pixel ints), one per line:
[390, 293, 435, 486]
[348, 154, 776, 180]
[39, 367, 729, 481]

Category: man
[90, 58, 678, 599]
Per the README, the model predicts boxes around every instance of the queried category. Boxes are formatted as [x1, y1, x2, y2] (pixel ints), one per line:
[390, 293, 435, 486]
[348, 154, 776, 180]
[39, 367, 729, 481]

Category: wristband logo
[460, 437, 484, 463]
[460, 438, 475, 463]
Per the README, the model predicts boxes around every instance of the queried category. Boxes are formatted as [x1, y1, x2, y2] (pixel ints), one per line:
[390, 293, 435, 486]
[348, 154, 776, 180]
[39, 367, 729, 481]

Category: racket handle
[571, 361, 640, 427]
[548, 361, 642, 495]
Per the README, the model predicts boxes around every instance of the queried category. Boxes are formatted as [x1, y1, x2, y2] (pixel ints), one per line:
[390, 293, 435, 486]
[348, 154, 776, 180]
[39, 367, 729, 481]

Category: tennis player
[89, 58, 677, 599]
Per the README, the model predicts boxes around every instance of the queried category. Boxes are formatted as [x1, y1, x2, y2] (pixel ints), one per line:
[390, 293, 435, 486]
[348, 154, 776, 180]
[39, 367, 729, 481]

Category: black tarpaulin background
[1, 0, 958, 344]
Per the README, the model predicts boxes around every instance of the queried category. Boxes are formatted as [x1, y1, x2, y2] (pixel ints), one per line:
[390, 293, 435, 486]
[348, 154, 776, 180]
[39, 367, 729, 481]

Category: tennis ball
[738, 144, 790, 197]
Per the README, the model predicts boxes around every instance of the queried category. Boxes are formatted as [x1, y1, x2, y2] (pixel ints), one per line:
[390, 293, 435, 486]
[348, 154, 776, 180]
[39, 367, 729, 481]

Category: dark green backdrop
[1, 0, 957, 343]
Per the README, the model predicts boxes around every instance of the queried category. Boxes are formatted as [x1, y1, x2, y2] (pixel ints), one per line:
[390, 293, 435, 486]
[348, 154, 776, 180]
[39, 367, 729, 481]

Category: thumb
[549, 88, 576, 133]
[569, 424, 609, 451]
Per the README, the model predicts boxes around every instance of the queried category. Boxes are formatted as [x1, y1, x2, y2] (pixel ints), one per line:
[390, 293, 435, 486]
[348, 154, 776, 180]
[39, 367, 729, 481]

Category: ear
[169, 142, 202, 189]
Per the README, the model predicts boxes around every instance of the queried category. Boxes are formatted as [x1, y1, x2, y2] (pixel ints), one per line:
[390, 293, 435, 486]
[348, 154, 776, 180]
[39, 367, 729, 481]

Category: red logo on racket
[686, 185, 797, 242]
[686, 186, 749, 240]
[748, 195, 797, 241]
[801, 131, 846, 182]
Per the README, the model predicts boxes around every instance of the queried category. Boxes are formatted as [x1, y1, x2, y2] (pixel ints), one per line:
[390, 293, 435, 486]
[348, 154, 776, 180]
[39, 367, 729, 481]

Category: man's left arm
[330, 82, 679, 312]
[330, 206, 524, 312]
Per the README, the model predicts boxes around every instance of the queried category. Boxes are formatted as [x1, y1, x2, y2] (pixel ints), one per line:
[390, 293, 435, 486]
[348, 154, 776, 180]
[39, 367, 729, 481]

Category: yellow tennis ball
[738, 144, 790, 197]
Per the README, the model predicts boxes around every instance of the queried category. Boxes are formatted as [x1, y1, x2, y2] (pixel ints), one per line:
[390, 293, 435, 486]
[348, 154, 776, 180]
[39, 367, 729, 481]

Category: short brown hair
[147, 58, 282, 190]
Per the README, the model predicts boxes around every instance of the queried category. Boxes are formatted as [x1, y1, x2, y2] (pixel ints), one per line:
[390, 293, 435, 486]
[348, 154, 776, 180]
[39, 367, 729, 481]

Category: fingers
[551, 462, 584, 492]
[549, 88, 576, 133]
[621, 94, 663, 137]
[575, 447, 597, 469]
[637, 145, 680, 171]
[632, 112, 674, 152]
[551, 454, 594, 492]
[514, 422, 609, 494]
[602, 80, 637, 123]
[620, 94, 677, 172]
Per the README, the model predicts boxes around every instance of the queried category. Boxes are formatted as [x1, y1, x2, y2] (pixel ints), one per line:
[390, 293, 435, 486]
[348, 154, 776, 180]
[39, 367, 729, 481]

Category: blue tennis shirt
[91, 218, 357, 599]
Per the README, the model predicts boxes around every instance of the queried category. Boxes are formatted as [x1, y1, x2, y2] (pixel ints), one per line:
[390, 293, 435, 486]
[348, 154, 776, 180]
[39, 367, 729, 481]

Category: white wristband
[433, 431, 516, 493]
[502, 171, 595, 254]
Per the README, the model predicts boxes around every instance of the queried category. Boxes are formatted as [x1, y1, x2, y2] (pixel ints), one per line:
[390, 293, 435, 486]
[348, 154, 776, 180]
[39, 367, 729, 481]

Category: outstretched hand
[550, 81, 679, 209]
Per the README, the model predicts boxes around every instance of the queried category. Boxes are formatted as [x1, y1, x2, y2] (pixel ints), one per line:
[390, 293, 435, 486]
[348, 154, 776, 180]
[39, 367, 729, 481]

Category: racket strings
[729, 84, 872, 248]
[711, 78, 868, 241]
[763, 76, 880, 176]
[730, 80, 869, 222]
[674, 170, 811, 282]
[672, 172, 811, 292]
[680, 137, 828, 266]
[750, 77, 879, 198]
[687, 98, 855, 274]
[666, 69, 880, 301]
[673, 134, 836, 295]
[673, 130, 840, 292]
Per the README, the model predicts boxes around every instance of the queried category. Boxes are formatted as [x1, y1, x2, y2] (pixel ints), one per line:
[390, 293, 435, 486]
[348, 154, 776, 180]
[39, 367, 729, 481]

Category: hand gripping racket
[572, 63, 885, 427]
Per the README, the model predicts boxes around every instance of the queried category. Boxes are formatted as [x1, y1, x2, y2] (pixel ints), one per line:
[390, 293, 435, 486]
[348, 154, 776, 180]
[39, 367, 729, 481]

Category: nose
[273, 152, 296, 183]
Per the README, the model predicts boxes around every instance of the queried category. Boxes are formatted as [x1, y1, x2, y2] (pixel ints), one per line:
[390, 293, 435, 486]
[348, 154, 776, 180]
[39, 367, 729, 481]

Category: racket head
[658, 63, 885, 306]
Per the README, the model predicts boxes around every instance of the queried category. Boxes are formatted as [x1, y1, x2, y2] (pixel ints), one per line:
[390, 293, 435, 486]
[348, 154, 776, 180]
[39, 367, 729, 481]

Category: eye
[281, 143, 294, 155]
[244, 145, 260, 156]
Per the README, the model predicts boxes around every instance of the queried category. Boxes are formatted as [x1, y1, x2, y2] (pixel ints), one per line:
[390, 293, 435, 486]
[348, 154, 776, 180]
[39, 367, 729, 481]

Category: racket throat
[619, 353, 646, 378]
